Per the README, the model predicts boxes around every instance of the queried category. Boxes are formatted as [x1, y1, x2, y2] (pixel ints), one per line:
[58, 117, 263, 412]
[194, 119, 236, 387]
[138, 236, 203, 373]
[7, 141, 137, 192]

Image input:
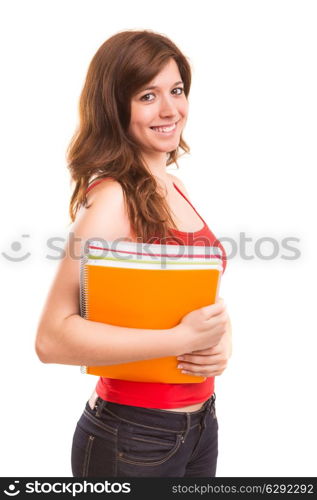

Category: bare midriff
[157, 401, 205, 412]
[88, 390, 205, 413]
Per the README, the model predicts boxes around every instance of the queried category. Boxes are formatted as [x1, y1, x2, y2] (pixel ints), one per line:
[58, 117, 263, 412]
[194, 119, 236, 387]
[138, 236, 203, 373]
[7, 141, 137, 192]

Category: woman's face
[128, 58, 188, 158]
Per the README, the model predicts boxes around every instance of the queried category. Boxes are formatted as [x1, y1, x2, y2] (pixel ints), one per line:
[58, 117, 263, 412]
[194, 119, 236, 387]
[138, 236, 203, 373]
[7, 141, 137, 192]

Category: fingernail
[177, 356, 184, 360]
[177, 364, 183, 369]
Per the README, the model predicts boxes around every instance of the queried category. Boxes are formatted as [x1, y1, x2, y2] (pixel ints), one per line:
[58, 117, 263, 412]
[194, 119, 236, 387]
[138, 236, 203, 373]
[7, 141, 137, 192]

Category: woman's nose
[159, 94, 178, 118]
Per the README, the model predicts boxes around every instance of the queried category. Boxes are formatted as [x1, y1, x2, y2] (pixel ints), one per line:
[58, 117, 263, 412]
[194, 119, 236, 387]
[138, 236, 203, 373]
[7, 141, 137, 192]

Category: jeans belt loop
[95, 398, 106, 418]
[205, 396, 213, 414]
[181, 413, 191, 443]
[210, 393, 216, 412]
[201, 394, 215, 429]
[210, 393, 216, 417]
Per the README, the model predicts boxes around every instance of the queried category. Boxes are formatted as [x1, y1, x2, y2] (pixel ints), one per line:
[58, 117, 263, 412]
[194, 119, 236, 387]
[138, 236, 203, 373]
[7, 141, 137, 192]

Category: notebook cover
[80, 241, 223, 383]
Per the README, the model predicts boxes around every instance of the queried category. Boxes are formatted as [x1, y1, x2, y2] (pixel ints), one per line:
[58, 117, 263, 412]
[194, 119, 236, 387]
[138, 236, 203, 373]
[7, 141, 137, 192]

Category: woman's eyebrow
[138, 81, 184, 93]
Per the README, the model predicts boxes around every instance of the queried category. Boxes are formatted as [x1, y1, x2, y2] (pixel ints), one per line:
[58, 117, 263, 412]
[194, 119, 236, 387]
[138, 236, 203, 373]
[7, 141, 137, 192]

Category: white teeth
[151, 123, 176, 133]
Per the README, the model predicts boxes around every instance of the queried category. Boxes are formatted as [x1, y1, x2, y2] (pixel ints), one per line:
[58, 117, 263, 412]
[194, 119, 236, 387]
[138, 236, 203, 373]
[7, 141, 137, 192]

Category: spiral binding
[79, 254, 89, 320]
[79, 254, 89, 374]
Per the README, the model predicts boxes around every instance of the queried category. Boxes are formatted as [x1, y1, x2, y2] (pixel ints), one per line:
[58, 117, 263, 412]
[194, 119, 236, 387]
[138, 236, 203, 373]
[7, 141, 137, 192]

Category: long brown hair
[66, 29, 191, 242]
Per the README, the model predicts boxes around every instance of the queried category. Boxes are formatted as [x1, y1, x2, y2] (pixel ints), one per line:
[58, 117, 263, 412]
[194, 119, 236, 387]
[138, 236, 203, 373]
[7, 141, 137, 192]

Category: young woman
[35, 29, 232, 477]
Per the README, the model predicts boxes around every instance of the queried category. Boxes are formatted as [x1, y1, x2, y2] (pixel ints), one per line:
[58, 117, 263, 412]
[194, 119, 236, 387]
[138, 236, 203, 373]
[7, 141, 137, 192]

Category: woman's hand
[177, 314, 232, 378]
[177, 298, 228, 353]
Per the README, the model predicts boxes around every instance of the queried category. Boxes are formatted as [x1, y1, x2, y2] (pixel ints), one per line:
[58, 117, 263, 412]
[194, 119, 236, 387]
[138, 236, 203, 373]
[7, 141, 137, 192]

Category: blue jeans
[71, 393, 218, 477]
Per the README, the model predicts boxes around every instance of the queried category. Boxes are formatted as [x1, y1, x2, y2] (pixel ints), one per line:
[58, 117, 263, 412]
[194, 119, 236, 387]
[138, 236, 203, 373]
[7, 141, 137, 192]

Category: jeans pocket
[84, 403, 119, 436]
[71, 419, 118, 477]
[71, 424, 95, 477]
[117, 422, 182, 466]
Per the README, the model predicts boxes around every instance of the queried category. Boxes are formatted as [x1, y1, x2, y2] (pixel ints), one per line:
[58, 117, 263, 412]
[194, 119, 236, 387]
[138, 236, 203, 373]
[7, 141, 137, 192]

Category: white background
[0, 0, 316, 477]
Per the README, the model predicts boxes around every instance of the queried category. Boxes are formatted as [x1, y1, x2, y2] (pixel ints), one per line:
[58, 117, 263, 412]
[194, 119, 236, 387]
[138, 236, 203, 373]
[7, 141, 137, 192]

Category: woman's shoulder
[74, 177, 131, 240]
[86, 176, 123, 203]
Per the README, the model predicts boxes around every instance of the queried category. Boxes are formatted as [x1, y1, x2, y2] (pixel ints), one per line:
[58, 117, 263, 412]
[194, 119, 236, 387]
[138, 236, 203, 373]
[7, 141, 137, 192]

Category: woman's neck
[142, 152, 170, 182]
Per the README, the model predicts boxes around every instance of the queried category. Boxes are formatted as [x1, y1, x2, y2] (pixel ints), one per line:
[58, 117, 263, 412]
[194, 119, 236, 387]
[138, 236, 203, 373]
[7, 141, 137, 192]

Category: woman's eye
[173, 87, 184, 95]
[140, 87, 184, 102]
[140, 93, 155, 102]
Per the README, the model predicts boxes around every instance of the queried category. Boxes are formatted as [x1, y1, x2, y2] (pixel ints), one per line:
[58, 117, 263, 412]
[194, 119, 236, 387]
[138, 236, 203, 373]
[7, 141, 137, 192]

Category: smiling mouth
[150, 121, 178, 133]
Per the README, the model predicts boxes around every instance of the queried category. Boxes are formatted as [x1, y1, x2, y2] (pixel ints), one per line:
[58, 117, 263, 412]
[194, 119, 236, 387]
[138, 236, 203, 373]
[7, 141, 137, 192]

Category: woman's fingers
[178, 354, 223, 368]
[201, 301, 226, 320]
[180, 363, 225, 377]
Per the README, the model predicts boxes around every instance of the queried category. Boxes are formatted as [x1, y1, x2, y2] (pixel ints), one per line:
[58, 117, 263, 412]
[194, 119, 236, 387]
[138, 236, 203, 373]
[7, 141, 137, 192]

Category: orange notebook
[80, 240, 223, 383]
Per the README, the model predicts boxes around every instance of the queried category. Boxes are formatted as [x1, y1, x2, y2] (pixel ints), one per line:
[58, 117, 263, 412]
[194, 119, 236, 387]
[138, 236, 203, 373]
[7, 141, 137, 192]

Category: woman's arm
[35, 178, 213, 366]
[36, 313, 187, 366]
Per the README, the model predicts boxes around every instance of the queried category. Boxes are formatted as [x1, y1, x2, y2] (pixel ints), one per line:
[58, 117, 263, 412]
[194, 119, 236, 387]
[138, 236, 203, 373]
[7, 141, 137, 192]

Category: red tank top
[85, 177, 227, 408]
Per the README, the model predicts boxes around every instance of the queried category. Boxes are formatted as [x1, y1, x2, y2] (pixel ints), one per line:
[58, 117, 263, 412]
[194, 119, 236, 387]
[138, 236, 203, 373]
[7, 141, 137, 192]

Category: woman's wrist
[169, 323, 194, 357]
